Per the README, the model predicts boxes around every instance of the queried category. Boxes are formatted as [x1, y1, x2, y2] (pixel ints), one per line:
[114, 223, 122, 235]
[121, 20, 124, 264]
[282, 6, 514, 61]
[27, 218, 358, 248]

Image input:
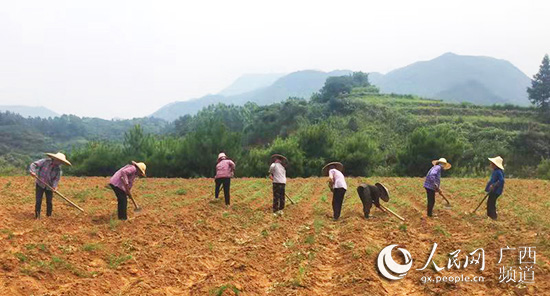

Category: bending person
[423, 158, 451, 218]
[322, 162, 347, 220]
[109, 161, 146, 220]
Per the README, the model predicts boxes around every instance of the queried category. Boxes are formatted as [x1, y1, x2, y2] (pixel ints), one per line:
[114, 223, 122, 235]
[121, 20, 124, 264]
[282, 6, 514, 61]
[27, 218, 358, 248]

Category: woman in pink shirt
[215, 152, 236, 207]
[322, 162, 347, 220]
[109, 161, 146, 220]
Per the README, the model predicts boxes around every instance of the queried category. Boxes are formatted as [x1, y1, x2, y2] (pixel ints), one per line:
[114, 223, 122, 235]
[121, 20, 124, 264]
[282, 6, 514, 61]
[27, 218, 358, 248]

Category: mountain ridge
[151, 69, 352, 121]
[371, 52, 531, 105]
[0, 105, 59, 118]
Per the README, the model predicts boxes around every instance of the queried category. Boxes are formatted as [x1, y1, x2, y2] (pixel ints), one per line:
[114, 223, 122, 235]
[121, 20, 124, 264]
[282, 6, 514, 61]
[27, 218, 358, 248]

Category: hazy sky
[0, 0, 548, 119]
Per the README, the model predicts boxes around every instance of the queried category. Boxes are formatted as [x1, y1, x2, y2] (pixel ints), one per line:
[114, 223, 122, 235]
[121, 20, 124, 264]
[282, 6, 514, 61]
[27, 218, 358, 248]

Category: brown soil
[0, 176, 548, 295]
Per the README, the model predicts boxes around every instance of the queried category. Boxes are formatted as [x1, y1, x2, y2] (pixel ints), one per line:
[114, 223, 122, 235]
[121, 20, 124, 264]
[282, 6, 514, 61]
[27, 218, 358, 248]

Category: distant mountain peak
[218, 73, 286, 96]
[373, 53, 531, 106]
[0, 105, 59, 118]
[151, 69, 352, 121]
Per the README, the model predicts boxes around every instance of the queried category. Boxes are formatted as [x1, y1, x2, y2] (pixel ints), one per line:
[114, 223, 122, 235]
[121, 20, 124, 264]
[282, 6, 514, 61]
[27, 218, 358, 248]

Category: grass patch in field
[109, 216, 120, 230]
[14, 252, 27, 262]
[291, 265, 307, 287]
[340, 241, 355, 250]
[210, 284, 241, 296]
[399, 224, 407, 232]
[304, 234, 315, 244]
[58, 245, 76, 254]
[434, 225, 451, 238]
[261, 229, 269, 237]
[283, 239, 295, 249]
[175, 188, 187, 195]
[1, 229, 14, 239]
[313, 218, 324, 233]
[82, 243, 103, 252]
[270, 223, 280, 230]
[73, 189, 91, 202]
[107, 254, 133, 269]
[365, 244, 380, 256]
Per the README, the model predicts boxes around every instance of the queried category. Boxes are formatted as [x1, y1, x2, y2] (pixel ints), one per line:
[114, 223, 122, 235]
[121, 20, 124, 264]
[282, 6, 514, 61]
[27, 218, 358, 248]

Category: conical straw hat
[488, 156, 504, 170]
[46, 152, 71, 166]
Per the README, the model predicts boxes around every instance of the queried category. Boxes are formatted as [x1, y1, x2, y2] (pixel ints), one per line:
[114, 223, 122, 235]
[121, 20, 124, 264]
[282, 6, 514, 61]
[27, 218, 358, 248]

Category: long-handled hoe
[32, 175, 85, 213]
[285, 193, 296, 205]
[438, 191, 453, 209]
[128, 193, 143, 212]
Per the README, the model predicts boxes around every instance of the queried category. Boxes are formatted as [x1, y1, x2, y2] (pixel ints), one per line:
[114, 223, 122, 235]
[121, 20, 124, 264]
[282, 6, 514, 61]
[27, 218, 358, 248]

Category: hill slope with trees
[67, 73, 550, 179]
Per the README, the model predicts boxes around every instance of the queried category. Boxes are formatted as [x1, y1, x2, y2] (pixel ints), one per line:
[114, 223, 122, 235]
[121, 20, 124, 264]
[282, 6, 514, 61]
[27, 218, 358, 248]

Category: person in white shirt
[322, 162, 347, 220]
[269, 154, 287, 215]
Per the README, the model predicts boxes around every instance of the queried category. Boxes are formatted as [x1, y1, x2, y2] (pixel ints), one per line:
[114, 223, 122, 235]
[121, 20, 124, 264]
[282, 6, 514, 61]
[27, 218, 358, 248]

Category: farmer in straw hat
[423, 158, 451, 217]
[109, 161, 146, 220]
[486, 156, 505, 220]
[269, 154, 287, 215]
[215, 152, 236, 207]
[29, 152, 72, 219]
[323, 162, 347, 220]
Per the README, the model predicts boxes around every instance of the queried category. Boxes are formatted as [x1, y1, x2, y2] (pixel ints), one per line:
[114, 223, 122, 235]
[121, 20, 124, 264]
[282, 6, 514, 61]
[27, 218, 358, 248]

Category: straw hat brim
[271, 154, 288, 163]
[131, 161, 147, 177]
[432, 160, 452, 170]
[375, 183, 390, 202]
[46, 153, 71, 166]
[488, 157, 504, 170]
[322, 162, 344, 176]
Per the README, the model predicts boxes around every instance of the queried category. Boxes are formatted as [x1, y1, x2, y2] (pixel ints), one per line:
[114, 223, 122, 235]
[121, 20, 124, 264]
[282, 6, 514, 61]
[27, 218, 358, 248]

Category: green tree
[527, 54, 550, 113]
[314, 72, 371, 103]
[332, 133, 382, 176]
[398, 124, 470, 176]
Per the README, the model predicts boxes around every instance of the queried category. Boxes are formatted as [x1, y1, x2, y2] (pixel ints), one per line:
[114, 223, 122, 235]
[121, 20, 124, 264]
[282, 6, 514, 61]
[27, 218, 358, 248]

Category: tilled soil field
[0, 176, 549, 295]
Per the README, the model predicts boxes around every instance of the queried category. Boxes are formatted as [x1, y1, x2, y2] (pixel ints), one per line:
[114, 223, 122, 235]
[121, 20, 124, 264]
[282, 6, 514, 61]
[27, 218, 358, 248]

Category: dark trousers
[487, 192, 501, 220]
[273, 183, 286, 212]
[35, 185, 53, 218]
[426, 188, 436, 217]
[215, 178, 231, 205]
[110, 184, 128, 220]
[332, 188, 346, 220]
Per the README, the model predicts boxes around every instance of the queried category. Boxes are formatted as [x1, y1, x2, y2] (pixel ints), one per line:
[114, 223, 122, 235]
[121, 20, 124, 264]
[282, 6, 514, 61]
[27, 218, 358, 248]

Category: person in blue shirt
[486, 156, 505, 220]
[423, 158, 451, 217]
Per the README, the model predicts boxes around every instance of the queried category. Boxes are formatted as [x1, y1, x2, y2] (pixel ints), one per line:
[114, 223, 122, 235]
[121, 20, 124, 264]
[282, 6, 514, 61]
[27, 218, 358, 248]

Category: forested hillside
[60, 73, 550, 179]
[0, 112, 167, 174]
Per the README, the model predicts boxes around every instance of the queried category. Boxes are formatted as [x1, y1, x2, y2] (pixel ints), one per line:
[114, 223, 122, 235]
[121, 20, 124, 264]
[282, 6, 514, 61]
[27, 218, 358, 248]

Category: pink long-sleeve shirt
[215, 159, 235, 179]
[110, 165, 138, 193]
